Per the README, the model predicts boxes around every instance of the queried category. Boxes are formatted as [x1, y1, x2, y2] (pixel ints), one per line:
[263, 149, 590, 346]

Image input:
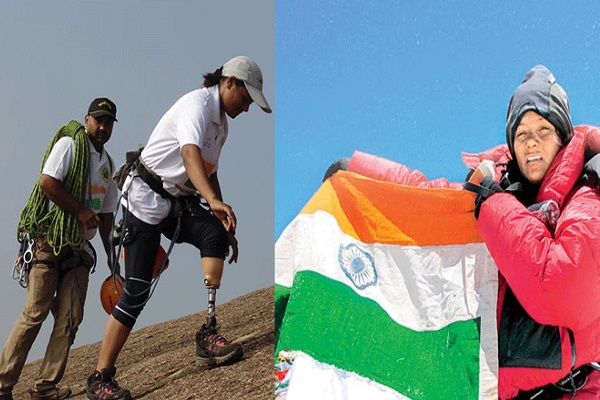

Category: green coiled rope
[17, 120, 90, 255]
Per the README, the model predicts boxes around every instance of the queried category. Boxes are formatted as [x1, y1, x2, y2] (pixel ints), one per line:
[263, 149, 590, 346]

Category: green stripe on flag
[276, 270, 481, 400]
[275, 283, 291, 347]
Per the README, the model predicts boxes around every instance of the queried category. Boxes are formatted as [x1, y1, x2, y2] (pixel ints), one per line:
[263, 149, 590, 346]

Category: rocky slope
[13, 287, 274, 399]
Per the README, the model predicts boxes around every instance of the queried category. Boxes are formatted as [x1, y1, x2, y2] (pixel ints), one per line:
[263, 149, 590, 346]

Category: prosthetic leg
[205, 282, 217, 328]
[202, 258, 223, 328]
[195, 257, 243, 367]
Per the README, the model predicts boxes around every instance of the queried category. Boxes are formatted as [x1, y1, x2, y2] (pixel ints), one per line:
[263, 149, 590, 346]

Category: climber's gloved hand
[528, 200, 560, 230]
[582, 153, 600, 188]
[466, 176, 503, 219]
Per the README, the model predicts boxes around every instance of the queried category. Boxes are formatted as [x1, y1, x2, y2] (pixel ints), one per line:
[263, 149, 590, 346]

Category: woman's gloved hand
[469, 176, 503, 219]
[527, 200, 560, 230]
[582, 153, 600, 187]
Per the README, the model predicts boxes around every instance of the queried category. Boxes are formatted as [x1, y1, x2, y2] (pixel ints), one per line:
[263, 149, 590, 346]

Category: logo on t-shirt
[102, 167, 110, 183]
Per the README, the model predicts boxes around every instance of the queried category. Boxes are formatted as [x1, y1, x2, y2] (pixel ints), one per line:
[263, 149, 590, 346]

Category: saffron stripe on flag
[301, 171, 483, 246]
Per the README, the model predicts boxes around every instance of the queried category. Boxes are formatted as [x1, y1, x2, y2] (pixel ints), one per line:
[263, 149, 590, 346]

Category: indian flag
[275, 169, 499, 399]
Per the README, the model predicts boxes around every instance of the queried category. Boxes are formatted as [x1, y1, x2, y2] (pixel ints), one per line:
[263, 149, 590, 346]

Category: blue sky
[275, 1, 600, 238]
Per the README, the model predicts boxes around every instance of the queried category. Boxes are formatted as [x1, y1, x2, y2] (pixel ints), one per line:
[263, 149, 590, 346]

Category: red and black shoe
[86, 368, 132, 400]
[195, 319, 243, 367]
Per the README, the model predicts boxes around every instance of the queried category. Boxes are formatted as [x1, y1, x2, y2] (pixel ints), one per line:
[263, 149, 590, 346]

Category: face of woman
[221, 77, 254, 119]
[513, 111, 562, 184]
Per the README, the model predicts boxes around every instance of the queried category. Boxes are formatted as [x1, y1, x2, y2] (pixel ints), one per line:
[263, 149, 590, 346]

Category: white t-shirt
[42, 135, 119, 242]
[123, 85, 228, 224]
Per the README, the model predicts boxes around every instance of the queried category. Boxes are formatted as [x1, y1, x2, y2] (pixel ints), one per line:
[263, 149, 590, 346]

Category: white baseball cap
[222, 56, 272, 113]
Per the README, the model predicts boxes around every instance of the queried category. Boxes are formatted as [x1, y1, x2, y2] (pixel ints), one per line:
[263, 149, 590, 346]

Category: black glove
[582, 153, 600, 187]
[464, 176, 503, 219]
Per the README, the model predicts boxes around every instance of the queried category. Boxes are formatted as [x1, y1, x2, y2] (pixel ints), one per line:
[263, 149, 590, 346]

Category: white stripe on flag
[285, 351, 411, 400]
[276, 211, 498, 331]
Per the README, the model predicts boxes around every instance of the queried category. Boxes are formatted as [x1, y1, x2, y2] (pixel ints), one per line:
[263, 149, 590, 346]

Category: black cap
[88, 97, 118, 122]
[505, 65, 572, 157]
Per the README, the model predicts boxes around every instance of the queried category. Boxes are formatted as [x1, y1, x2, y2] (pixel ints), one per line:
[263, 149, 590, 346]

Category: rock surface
[13, 287, 274, 399]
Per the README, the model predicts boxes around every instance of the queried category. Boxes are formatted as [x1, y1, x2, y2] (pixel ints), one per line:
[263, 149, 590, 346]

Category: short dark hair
[203, 66, 245, 88]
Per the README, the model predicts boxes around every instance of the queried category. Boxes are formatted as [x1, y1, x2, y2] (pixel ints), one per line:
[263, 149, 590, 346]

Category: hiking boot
[28, 387, 72, 400]
[0, 393, 13, 400]
[86, 368, 132, 400]
[195, 319, 243, 367]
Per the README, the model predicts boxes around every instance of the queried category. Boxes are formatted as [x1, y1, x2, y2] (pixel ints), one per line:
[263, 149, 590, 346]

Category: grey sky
[0, 2, 274, 362]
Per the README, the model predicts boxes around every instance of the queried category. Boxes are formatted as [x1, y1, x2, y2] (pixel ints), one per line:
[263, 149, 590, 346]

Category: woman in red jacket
[475, 65, 600, 399]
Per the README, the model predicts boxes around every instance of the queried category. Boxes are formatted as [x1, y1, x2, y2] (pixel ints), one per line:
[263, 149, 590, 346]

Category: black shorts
[121, 202, 228, 281]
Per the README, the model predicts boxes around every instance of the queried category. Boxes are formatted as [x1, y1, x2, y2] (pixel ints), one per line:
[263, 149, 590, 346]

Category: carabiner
[23, 239, 34, 264]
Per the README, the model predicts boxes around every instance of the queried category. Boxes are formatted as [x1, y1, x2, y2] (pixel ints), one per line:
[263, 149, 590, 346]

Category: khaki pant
[0, 237, 93, 394]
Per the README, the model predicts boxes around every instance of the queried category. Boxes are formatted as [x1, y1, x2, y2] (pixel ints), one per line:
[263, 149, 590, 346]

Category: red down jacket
[478, 125, 600, 399]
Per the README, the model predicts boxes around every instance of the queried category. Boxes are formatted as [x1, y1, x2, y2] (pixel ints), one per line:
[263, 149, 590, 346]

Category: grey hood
[505, 65, 573, 157]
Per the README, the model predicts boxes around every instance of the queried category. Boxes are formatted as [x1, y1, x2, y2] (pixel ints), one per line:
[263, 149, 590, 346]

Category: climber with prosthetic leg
[85, 55, 271, 400]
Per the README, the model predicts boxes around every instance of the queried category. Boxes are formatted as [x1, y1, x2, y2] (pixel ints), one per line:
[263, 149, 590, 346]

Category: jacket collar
[535, 128, 585, 206]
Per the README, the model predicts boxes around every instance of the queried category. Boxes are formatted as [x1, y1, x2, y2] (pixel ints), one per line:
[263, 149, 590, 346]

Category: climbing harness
[112, 146, 144, 191]
[105, 151, 181, 312]
[111, 193, 179, 311]
[515, 364, 594, 399]
[13, 232, 34, 288]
